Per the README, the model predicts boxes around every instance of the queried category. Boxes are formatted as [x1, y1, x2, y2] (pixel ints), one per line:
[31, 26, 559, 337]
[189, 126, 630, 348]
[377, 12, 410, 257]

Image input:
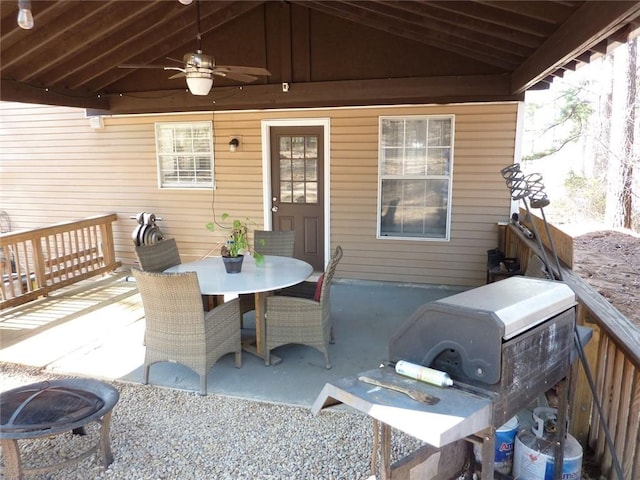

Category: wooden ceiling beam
[279, 1, 293, 83]
[380, 0, 542, 48]
[86, 1, 262, 92]
[0, 1, 62, 60]
[426, 1, 555, 36]
[104, 73, 520, 114]
[512, 1, 640, 94]
[46, 1, 169, 85]
[78, 1, 228, 90]
[61, 1, 191, 89]
[6, 2, 114, 83]
[0, 78, 110, 110]
[575, 51, 592, 64]
[349, 1, 532, 56]
[300, 1, 519, 69]
[478, 1, 576, 24]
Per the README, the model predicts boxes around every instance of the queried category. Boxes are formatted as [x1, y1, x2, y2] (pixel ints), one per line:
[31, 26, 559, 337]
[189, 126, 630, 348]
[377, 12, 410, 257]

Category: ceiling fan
[118, 0, 270, 96]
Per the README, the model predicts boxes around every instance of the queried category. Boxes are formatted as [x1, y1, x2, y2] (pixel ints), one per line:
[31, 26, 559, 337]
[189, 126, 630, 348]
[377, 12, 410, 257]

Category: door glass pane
[292, 136, 305, 158]
[305, 136, 318, 156]
[280, 137, 292, 157]
[293, 182, 305, 203]
[280, 158, 292, 180]
[306, 158, 317, 181]
[306, 182, 318, 203]
[280, 182, 292, 203]
[292, 158, 305, 181]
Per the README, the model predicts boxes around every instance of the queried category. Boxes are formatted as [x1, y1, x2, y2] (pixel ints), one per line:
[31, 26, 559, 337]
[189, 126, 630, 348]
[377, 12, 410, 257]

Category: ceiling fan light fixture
[186, 76, 213, 95]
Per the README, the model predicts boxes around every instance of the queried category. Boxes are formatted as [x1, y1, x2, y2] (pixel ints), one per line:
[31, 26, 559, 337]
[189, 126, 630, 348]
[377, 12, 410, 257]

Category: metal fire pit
[0, 379, 119, 479]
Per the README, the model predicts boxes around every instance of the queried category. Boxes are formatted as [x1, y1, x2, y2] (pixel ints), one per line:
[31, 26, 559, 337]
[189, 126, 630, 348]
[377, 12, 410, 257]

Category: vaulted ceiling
[1, 1, 639, 115]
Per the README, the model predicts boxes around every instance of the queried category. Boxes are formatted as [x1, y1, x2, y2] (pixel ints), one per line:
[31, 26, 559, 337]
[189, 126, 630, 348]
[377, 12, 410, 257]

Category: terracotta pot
[222, 255, 244, 273]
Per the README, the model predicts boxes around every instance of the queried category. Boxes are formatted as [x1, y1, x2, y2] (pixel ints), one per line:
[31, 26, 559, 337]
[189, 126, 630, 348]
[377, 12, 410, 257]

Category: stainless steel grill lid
[389, 276, 576, 384]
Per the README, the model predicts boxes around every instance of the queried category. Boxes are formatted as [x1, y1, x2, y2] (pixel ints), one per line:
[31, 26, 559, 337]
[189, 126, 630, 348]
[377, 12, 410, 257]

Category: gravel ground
[0, 362, 426, 480]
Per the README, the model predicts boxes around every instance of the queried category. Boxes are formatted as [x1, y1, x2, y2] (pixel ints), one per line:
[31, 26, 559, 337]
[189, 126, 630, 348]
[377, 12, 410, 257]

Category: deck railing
[503, 210, 640, 480]
[0, 213, 120, 310]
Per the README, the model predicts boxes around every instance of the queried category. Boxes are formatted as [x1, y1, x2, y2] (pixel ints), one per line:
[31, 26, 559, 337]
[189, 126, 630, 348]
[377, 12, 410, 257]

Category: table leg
[245, 291, 281, 365]
[254, 291, 266, 356]
[236, 290, 284, 366]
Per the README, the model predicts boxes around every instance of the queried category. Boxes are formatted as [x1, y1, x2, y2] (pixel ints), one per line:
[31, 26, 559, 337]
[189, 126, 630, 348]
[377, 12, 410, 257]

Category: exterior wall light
[229, 138, 240, 152]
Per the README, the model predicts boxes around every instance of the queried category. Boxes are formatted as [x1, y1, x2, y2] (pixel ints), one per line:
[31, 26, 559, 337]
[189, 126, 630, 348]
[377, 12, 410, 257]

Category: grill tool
[358, 375, 440, 405]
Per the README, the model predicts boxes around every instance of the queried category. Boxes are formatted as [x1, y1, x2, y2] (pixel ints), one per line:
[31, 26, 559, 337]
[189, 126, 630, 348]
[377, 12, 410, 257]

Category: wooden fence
[503, 210, 639, 480]
[0, 213, 120, 310]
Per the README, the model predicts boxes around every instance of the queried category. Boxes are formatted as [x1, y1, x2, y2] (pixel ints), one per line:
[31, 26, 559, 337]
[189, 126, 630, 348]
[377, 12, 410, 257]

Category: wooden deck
[0, 271, 146, 378]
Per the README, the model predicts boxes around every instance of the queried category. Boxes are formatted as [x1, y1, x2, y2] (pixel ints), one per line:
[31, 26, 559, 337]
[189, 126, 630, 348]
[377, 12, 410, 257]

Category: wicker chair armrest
[204, 299, 241, 346]
[205, 297, 241, 324]
[266, 295, 319, 312]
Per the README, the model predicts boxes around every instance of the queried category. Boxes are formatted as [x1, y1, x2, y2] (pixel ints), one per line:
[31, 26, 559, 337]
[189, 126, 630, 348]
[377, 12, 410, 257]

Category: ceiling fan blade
[168, 72, 186, 80]
[118, 64, 168, 69]
[213, 71, 257, 83]
[216, 65, 271, 76]
[165, 66, 186, 73]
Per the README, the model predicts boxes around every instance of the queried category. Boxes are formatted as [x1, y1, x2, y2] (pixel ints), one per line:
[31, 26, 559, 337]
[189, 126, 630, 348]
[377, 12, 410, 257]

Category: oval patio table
[165, 255, 313, 363]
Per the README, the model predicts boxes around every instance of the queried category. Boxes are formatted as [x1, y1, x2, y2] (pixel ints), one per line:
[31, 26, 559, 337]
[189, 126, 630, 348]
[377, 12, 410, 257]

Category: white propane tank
[513, 407, 583, 480]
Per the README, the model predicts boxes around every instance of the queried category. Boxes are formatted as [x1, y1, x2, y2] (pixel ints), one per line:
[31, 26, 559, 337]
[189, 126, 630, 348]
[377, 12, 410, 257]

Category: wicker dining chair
[239, 230, 296, 318]
[133, 238, 181, 272]
[134, 238, 221, 310]
[254, 230, 296, 257]
[264, 245, 343, 369]
[133, 269, 242, 395]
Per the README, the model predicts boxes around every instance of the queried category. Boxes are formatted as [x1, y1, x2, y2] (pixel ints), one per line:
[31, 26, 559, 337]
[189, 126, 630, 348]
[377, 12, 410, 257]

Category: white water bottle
[395, 360, 453, 387]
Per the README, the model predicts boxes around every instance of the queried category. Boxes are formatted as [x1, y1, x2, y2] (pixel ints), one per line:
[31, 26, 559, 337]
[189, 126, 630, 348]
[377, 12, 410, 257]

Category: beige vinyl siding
[0, 101, 518, 287]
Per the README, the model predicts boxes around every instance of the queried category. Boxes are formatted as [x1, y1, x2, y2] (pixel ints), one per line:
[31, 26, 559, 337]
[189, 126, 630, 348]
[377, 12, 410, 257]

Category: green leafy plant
[205, 213, 264, 266]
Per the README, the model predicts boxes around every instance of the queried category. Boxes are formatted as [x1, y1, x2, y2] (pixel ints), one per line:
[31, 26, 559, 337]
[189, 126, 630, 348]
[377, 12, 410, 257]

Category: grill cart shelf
[312, 277, 590, 480]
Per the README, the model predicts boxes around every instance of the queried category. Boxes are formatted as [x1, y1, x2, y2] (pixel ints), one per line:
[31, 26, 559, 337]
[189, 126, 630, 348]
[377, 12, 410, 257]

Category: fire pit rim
[0, 378, 119, 440]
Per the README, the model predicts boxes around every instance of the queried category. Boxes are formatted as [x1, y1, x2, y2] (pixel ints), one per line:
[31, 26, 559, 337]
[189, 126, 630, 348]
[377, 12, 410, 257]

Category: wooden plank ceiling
[1, 0, 639, 114]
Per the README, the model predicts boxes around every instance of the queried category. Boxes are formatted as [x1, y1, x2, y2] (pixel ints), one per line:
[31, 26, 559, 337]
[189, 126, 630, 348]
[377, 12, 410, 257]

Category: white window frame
[155, 121, 214, 189]
[377, 115, 454, 241]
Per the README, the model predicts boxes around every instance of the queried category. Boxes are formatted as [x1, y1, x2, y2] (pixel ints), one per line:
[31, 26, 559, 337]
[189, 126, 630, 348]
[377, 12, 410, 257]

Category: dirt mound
[572, 229, 640, 328]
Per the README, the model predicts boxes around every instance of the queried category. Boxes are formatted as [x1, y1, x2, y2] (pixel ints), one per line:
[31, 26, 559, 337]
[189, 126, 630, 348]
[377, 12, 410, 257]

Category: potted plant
[206, 213, 264, 273]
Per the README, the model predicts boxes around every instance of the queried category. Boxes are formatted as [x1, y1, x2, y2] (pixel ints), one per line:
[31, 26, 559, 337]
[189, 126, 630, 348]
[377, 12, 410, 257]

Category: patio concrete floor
[0, 272, 466, 407]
